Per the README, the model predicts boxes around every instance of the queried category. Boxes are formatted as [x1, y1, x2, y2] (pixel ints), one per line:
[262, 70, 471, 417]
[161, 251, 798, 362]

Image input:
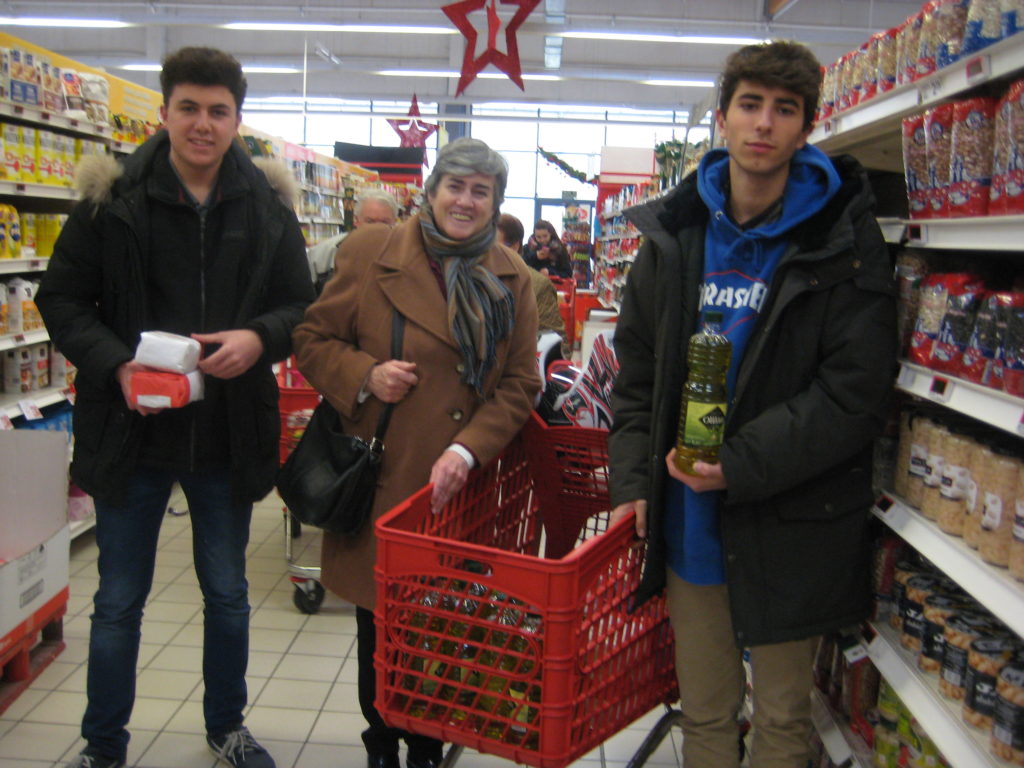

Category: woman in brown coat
[292, 137, 540, 768]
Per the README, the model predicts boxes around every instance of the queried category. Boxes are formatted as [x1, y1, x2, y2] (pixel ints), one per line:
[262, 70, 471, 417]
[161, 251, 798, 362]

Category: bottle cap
[704, 310, 724, 324]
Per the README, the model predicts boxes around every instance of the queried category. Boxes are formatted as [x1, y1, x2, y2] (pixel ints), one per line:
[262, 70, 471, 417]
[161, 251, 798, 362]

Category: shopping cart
[277, 364, 326, 614]
[373, 412, 682, 768]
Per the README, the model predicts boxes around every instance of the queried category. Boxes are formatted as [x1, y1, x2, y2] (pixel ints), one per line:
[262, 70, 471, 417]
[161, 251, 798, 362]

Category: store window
[498, 150, 537, 198]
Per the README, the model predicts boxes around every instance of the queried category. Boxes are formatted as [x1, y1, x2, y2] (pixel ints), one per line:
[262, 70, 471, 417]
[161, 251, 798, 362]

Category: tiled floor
[0, 490, 684, 768]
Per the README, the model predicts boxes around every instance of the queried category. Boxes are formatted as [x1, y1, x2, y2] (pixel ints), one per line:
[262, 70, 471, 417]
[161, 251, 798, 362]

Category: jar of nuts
[936, 429, 974, 535]
[965, 443, 997, 549]
[978, 451, 1021, 567]
[993, 658, 1024, 766]
[940, 611, 1004, 699]
[901, 574, 944, 652]
[920, 593, 974, 674]
[964, 637, 1023, 731]
[920, 423, 951, 521]
[891, 560, 925, 631]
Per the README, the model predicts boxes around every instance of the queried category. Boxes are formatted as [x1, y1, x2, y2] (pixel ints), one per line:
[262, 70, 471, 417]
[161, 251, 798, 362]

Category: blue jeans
[82, 467, 252, 760]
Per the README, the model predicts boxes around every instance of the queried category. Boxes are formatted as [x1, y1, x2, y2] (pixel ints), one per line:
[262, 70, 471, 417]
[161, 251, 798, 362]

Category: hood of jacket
[696, 144, 841, 240]
[74, 130, 297, 210]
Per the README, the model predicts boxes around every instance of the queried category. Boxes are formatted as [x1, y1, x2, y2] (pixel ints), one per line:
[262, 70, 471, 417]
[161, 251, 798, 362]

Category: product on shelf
[948, 97, 998, 217]
[978, 450, 1020, 566]
[921, 593, 975, 672]
[904, 115, 930, 218]
[963, 0, 1005, 56]
[992, 658, 1024, 764]
[909, 272, 985, 369]
[877, 25, 900, 93]
[1, 346, 30, 393]
[940, 611, 1009, 699]
[936, 430, 974, 533]
[963, 635, 1023, 730]
[925, 104, 955, 218]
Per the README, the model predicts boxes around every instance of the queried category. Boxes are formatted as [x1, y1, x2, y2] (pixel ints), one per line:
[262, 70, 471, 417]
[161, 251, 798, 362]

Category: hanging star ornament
[387, 94, 438, 152]
[442, 0, 542, 97]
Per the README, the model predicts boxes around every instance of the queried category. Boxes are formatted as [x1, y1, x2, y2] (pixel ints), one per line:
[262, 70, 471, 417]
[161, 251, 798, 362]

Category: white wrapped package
[134, 331, 201, 373]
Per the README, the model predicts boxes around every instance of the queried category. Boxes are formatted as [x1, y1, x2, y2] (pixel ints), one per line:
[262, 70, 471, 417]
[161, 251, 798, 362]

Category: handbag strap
[368, 310, 405, 453]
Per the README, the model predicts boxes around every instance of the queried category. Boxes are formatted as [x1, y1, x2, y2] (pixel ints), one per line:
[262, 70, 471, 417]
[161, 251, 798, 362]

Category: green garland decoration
[538, 147, 596, 185]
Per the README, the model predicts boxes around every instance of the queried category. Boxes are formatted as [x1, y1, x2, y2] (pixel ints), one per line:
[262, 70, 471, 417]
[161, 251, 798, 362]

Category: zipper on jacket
[188, 205, 208, 472]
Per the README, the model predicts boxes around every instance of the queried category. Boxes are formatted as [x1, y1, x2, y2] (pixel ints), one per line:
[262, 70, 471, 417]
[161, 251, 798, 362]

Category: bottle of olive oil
[675, 310, 731, 474]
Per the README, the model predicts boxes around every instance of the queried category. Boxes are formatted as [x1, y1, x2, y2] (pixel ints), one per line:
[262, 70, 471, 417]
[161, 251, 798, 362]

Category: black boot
[366, 753, 400, 768]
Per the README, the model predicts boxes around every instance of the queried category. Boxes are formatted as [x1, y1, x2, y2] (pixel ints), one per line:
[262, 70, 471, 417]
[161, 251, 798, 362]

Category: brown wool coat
[292, 218, 541, 610]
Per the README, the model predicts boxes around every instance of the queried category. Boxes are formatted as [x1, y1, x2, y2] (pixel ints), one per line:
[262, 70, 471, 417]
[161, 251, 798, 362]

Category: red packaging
[903, 115, 930, 219]
[916, 0, 941, 80]
[990, 88, 1013, 216]
[129, 369, 204, 409]
[876, 27, 899, 94]
[861, 36, 879, 103]
[948, 97, 997, 217]
[1001, 304, 1024, 396]
[959, 292, 1024, 387]
[924, 103, 955, 218]
[909, 273, 984, 367]
[1004, 79, 1024, 215]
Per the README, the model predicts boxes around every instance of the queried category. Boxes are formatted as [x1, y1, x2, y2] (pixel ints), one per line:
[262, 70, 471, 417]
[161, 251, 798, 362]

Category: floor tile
[146, 644, 204, 672]
[21, 690, 86, 726]
[162, 700, 204, 734]
[306, 710, 365, 746]
[0, 721, 79, 760]
[150, 582, 201, 604]
[0, 686, 47, 721]
[127, 696, 184, 732]
[321, 682, 360, 713]
[249, 627, 301, 654]
[271, 654, 344, 683]
[288, 632, 353, 659]
[253, 678, 332, 711]
[250, 608, 310, 632]
[133, 730, 215, 768]
[239, 705, 318, 744]
[140, 600, 200, 624]
[293, 742, 366, 768]
[135, 668, 202, 701]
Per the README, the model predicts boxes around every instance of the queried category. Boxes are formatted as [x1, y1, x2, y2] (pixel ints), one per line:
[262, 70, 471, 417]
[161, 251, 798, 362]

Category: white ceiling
[6, 1, 924, 117]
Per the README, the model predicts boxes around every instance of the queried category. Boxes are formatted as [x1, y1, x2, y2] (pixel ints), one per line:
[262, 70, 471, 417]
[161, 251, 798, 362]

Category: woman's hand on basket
[610, 500, 647, 539]
[367, 360, 419, 403]
[429, 450, 471, 513]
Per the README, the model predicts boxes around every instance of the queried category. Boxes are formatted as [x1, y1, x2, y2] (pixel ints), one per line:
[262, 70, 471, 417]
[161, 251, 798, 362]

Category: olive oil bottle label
[682, 402, 727, 447]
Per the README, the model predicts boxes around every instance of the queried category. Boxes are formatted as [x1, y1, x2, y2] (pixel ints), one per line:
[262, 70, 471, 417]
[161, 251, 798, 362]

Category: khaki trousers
[666, 570, 818, 768]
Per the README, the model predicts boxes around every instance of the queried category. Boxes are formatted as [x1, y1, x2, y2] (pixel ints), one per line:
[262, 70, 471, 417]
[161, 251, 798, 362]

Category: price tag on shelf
[906, 223, 924, 243]
[964, 54, 991, 85]
[842, 641, 870, 665]
[0, 413, 13, 430]
[927, 375, 953, 403]
[896, 364, 916, 389]
[17, 399, 43, 420]
[918, 79, 943, 104]
[12, 333, 25, 345]
[874, 494, 895, 519]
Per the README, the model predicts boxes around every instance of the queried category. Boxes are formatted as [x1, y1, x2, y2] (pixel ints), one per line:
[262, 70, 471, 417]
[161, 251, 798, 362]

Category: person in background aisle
[292, 137, 540, 768]
[523, 218, 572, 278]
[607, 41, 897, 768]
[497, 212, 566, 343]
[306, 189, 399, 294]
[36, 47, 314, 768]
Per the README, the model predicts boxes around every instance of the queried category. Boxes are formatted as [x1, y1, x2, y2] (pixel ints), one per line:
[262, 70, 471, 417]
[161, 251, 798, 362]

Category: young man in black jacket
[608, 42, 896, 768]
[37, 47, 314, 768]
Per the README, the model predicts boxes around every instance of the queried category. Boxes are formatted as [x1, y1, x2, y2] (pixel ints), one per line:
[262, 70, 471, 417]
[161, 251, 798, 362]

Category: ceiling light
[544, 35, 563, 70]
[559, 32, 768, 45]
[642, 79, 716, 88]
[224, 22, 454, 34]
[377, 70, 562, 82]
[0, 17, 132, 28]
[241, 66, 301, 74]
[121, 64, 162, 72]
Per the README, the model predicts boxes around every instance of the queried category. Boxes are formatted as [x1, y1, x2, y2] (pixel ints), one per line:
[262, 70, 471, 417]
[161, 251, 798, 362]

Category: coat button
[824, 502, 834, 513]
[727, 553, 736, 563]
[852, 259, 862, 269]
[456, 363, 466, 374]
[809, 277, 819, 286]
[451, 409, 464, 421]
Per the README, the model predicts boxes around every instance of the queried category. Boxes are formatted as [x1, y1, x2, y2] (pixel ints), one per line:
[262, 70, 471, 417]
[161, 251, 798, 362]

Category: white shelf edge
[0, 257, 50, 275]
[810, 688, 873, 768]
[0, 100, 111, 140]
[904, 215, 1024, 251]
[0, 328, 50, 353]
[0, 179, 77, 200]
[873, 492, 1024, 638]
[0, 384, 69, 420]
[876, 217, 906, 244]
[866, 621, 1010, 768]
[69, 514, 97, 540]
[896, 361, 1024, 437]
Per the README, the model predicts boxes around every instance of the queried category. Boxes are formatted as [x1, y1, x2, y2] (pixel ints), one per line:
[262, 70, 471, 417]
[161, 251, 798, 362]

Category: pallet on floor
[0, 587, 68, 715]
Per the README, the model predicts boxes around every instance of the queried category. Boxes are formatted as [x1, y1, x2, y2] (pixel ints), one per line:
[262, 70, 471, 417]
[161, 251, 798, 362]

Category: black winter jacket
[37, 131, 314, 503]
[608, 154, 898, 646]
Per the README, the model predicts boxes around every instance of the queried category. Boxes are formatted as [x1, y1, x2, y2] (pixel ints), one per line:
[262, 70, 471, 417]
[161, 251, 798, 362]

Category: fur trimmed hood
[74, 136, 298, 210]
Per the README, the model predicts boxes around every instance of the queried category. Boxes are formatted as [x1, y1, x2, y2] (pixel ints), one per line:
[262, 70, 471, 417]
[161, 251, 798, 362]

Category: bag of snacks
[936, 0, 971, 69]
[1003, 0, 1024, 36]
[1004, 79, 1024, 215]
[877, 26, 900, 93]
[909, 272, 985, 369]
[1001, 304, 1024, 396]
[963, 0, 1005, 54]
[948, 96, 998, 217]
[903, 115, 931, 218]
[990, 87, 1013, 216]
[916, 1, 942, 80]
[925, 103, 956, 217]
[960, 292, 1024, 386]
[898, 12, 924, 85]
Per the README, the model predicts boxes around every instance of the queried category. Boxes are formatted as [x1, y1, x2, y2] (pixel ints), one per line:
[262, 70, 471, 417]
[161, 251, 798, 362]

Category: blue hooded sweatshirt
[666, 143, 842, 585]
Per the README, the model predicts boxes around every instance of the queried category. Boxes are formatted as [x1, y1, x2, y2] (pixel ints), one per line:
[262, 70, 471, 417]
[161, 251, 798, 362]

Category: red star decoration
[442, 0, 541, 97]
[387, 94, 438, 150]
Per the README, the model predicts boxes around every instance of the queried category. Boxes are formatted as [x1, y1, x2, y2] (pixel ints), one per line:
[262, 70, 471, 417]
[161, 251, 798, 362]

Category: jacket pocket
[774, 466, 874, 521]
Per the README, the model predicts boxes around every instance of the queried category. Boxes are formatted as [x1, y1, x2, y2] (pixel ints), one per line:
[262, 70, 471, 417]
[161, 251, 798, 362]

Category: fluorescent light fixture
[559, 31, 767, 45]
[642, 79, 716, 88]
[224, 22, 454, 34]
[0, 16, 132, 28]
[121, 63, 298, 74]
[377, 69, 562, 82]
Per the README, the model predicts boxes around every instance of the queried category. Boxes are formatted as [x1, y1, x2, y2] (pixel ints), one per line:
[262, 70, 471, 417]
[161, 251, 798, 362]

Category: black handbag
[276, 311, 404, 536]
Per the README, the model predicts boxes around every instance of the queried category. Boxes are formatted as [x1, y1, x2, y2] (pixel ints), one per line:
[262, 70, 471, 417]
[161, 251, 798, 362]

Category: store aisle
[0, 491, 683, 768]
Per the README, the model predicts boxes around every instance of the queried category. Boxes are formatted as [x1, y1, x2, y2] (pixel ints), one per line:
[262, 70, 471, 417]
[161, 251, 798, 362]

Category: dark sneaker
[207, 726, 276, 768]
[64, 752, 126, 768]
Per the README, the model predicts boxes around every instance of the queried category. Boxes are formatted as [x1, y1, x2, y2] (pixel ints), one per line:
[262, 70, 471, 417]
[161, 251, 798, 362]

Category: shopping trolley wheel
[292, 580, 325, 614]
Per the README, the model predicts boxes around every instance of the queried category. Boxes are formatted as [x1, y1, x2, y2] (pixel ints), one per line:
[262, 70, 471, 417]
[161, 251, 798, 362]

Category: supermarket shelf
[0, 257, 49, 275]
[895, 361, 1024, 437]
[903, 215, 1024, 251]
[811, 36, 1024, 171]
[298, 216, 345, 226]
[877, 217, 906, 244]
[298, 182, 344, 198]
[0, 179, 77, 200]
[873, 492, 1024, 638]
[865, 621, 1009, 768]
[0, 328, 49, 353]
[810, 689, 872, 768]
[0, 384, 69, 421]
[0, 100, 111, 139]
[69, 514, 96, 541]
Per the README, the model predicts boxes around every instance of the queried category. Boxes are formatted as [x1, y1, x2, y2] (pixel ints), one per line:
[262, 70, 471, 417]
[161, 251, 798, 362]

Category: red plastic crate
[278, 385, 320, 464]
[373, 413, 677, 768]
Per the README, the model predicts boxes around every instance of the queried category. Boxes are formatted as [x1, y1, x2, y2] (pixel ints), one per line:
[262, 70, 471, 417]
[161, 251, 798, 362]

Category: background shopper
[292, 137, 540, 768]
[608, 41, 897, 768]
[36, 47, 313, 768]
[497, 212, 566, 343]
[523, 218, 572, 278]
